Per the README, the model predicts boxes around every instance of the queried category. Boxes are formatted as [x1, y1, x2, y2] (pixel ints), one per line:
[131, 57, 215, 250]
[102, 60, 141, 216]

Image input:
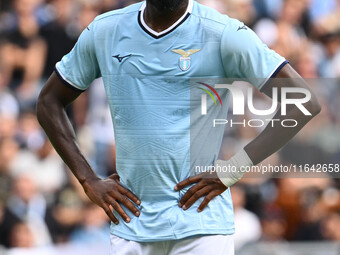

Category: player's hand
[174, 172, 227, 212]
[82, 174, 141, 225]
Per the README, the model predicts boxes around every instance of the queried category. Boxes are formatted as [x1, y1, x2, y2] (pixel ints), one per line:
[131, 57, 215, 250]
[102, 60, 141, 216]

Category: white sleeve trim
[55, 63, 86, 91]
[257, 59, 288, 91]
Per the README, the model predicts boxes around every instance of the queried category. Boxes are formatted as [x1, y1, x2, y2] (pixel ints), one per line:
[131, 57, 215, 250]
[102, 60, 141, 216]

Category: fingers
[175, 175, 202, 191]
[85, 177, 142, 225]
[180, 186, 212, 210]
[105, 196, 131, 223]
[178, 182, 204, 208]
[197, 190, 221, 212]
[118, 185, 141, 205]
[102, 204, 119, 225]
[115, 193, 140, 217]
[177, 175, 227, 212]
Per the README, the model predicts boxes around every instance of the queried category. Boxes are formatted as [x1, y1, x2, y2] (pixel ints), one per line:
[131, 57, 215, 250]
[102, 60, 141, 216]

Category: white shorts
[110, 234, 234, 255]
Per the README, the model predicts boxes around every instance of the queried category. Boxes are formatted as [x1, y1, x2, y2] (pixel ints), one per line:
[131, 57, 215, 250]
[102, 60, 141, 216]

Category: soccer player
[36, 0, 321, 254]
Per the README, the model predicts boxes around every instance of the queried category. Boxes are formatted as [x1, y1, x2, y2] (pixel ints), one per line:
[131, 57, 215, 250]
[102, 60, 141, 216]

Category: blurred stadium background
[0, 0, 340, 254]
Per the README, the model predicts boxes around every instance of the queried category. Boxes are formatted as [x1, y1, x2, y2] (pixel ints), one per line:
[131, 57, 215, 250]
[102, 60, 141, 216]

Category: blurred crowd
[0, 0, 340, 252]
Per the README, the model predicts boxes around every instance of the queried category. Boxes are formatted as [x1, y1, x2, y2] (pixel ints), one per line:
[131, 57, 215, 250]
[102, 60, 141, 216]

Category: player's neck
[144, 0, 189, 33]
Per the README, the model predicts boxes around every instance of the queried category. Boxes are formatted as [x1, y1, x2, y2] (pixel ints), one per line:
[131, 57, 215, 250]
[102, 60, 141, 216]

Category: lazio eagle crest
[171, 49, 201, 71]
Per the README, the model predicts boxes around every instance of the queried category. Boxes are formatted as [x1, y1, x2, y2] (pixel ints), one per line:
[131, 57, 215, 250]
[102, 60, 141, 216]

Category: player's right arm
[37, 20, 141, 224]
[37, 73, 140, 224]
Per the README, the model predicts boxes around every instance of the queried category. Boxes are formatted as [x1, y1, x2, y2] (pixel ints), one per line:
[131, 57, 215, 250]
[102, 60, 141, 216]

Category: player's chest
[101, 40, 225, 77]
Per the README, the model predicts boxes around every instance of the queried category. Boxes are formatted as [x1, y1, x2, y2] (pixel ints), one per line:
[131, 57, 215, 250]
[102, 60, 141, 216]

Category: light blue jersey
[56, 0, 287, 242]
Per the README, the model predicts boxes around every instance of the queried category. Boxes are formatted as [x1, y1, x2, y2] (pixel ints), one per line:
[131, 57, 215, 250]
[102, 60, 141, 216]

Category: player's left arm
[176, 19, 321, 212]
[244, 64, 321, 164]
[175, 64, 321, 212]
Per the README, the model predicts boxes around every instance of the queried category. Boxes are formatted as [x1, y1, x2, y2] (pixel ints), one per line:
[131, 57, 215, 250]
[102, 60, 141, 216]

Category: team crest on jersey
[171, 49, 201, 71]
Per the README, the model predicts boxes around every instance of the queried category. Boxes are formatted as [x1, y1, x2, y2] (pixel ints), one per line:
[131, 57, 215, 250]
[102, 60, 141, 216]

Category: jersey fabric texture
[56, 0, 287, 242]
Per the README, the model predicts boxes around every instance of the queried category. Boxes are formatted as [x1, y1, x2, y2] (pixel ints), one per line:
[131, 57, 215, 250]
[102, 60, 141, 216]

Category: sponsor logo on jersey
[112, 54, 132, 63]
[237, 25, 248, 31]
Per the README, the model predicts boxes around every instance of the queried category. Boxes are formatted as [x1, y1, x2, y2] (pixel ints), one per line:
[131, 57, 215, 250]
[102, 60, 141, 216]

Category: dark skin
[37, 73, 141, 225]
[175, 64, 321, 212]
[36, 0, 192, 226]
[145, 0, 188, 32]
[37, 0, 321, 223]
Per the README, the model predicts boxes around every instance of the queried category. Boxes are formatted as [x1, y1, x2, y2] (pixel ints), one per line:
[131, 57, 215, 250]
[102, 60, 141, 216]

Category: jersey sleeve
[221, 18, 288, 90]
[55, 22, 100, 92]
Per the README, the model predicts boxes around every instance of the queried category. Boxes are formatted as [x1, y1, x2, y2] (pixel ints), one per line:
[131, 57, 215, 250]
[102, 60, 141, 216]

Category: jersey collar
[138, 0, 193, 39]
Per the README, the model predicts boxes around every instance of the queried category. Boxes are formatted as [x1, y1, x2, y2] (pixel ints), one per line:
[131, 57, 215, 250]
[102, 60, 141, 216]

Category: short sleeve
[221, 18, 288, 90]
[55, 22, 100, 92]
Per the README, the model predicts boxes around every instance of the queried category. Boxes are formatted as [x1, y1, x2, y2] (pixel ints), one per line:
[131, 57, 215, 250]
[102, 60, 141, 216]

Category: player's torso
[88, 2, 235, 240]
[95, 2, 226, 78]
[91, 2, 228, 199]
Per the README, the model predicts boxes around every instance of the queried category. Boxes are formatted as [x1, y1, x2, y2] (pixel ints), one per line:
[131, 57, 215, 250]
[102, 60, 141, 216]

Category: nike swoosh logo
[237, 25, 247, 31]
[112, 54, 132, 63]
